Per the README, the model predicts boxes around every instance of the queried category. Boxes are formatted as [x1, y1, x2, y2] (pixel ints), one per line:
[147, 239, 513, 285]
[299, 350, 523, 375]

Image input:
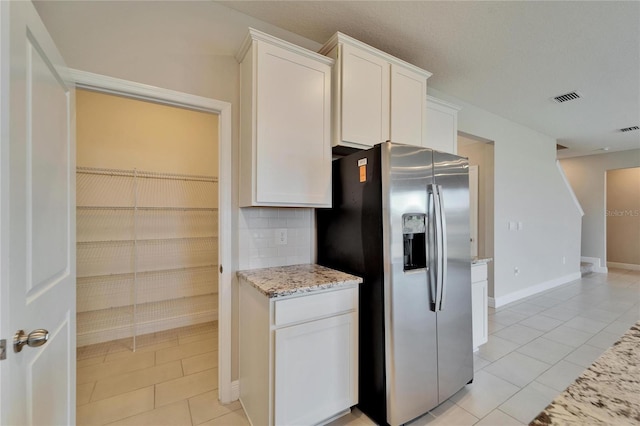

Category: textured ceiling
[33, 1, 640, 157]
[219, 1, 640, 158]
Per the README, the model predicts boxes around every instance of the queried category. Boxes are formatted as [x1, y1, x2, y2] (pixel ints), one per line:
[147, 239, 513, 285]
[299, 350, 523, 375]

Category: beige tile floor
[78, 269, 639, 426]
[332, 268, 640, 426]
[76, 322, 248, 426]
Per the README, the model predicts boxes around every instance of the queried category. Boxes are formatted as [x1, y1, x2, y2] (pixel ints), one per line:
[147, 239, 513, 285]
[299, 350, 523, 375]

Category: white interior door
[0, 1, 76, 425]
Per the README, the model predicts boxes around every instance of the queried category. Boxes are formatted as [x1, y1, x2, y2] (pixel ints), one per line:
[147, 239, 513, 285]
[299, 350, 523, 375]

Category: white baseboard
[492, 272, 581, 308]
[607, 262, 640, 271]
[77, 312, 217, 347]
[581, 256, 608, 273]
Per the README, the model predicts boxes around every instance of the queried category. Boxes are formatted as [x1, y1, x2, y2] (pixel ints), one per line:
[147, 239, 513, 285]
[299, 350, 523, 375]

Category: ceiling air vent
[620, 126, 639, 132]
[552, 91, 582, 103]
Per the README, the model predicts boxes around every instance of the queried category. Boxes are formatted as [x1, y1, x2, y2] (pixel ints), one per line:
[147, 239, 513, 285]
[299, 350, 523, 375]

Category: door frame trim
[69, 69, 235, 403]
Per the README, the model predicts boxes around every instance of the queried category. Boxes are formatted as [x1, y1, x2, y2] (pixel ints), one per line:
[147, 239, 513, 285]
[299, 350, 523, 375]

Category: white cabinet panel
[239, 280, 359, 426]
[390, 64, 428, 147]
[319, 32, 431, 150]
[425, 96, 460, 154]
[274, 286, 357, 326]
[238, 29, 333, 207]
[471, 262, 487, 284]
[471, 263, 488, 350]
[340, 43, 390, 147]
[275, 313, 357, 425]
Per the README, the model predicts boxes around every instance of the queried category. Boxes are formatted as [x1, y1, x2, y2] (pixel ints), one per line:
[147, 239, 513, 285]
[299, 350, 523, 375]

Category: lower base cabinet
[239, 279, 358, 425]
[471, 263, 489, 350]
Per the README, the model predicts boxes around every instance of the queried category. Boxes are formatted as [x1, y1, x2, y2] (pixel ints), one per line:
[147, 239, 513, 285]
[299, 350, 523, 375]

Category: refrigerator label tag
[358, 159, 367, 182]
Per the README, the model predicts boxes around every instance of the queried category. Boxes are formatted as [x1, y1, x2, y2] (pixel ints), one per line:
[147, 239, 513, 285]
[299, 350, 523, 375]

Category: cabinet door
[472, 280, 488, 349]
[341, 43, 390, 148]
[425, 99, 458, 154]
[255, 41, 331, 206]
[390, 64, 427, 147]
[274, 313, 357, 425]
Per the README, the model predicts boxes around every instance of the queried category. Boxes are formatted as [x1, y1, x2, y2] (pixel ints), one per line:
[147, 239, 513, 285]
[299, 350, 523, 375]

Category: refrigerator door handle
[432, 184, 444, 312]
[427, 185, 437, 311]
[436, 186, 448, 311]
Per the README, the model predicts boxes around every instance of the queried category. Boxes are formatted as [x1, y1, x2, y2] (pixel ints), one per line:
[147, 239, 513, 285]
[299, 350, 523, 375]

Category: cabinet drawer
[471, 263, 488, 283]
[274, 287, 357, 327]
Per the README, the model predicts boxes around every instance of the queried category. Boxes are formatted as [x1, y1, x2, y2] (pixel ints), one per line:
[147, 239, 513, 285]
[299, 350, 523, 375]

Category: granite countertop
[531, 321, 640, 425]
[472, 257, 493, 264]
[237, 264, 363, 298]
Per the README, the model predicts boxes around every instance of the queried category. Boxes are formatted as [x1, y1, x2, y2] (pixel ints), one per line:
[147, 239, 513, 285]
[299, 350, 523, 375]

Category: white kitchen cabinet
[471, 262, 489, 350]
[237, 28, 333, 207]
[390, 64, 428, 147]
[425, 95, 461, 154]
[319, 32, 432, 149]
[239, 279, 358, 426]
[337, 43, 390, 149]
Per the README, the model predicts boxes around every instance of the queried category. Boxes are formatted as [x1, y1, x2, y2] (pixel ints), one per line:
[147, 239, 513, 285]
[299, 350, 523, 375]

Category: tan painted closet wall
[606, 167, 640, 266]
[75, 89, 219, 346]
[76, 89, 218, 175]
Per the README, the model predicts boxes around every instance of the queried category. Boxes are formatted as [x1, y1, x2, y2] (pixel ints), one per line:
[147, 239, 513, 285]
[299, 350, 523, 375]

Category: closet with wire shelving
[75, 89, 219, 349]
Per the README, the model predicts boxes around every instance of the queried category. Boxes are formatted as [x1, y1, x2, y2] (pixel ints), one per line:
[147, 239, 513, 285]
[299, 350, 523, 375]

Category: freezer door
[382, 143, 439, 426]
[432, 150, 474, 403]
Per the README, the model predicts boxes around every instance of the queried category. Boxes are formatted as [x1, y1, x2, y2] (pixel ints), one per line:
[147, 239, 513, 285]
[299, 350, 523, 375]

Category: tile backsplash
[238, 207, 313, 270]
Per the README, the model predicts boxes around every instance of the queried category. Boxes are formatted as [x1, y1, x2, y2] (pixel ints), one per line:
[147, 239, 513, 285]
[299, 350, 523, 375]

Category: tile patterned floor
[332, 268, 640, 426]
[76, 322, 247, 426]
[77, 269, 639, 425]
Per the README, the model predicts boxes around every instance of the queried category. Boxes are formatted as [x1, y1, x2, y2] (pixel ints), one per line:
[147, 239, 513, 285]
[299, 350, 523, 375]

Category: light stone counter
[237, 264, 363, 298]
[531, 321, 640, 425]
[472, 257, 493, 265]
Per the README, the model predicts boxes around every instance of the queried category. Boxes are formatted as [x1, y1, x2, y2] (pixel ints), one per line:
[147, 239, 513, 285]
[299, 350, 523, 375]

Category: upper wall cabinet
[425, 96, 461, 154]
[237, 28, 334, 207]
[319, 32, 432, 150]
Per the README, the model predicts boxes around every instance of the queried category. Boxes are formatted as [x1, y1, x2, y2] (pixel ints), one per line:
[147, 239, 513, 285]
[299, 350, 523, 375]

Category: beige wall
[458, 136, 495, 296]
[560, 149, 640, 270]
[76, 90, 218, 176]
[606, 167, 640, 266]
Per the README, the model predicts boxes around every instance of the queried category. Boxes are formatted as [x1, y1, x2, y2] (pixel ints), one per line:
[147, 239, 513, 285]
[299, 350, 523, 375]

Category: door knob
[13, 329, 49, 353]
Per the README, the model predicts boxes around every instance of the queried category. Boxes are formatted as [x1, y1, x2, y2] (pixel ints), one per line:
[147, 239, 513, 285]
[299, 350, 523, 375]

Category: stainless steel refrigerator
[317, 142, 473, 426]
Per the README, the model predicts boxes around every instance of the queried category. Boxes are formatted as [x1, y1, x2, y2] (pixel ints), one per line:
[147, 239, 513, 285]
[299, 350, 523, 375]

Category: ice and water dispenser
[402, 213, 427, 271]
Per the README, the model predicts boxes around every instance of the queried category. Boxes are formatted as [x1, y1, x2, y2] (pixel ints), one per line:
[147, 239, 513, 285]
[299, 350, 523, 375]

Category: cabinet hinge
[0, 339, 6, 360]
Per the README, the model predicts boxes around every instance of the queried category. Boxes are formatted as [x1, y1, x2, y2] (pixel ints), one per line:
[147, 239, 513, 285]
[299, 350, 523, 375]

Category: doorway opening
[73, 80, 233, 423]
[606, 167, 640, 271]
[75, 89, 219, 350]
[457, 133, 495, 295]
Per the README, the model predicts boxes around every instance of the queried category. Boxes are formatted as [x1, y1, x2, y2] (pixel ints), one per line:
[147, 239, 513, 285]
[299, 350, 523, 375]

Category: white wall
[431, 88, 583, 307]
[560, 149, 640, 270]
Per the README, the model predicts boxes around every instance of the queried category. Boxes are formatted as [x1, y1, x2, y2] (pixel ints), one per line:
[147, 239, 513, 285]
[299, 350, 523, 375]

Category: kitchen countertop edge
[237, 264, 363, 298]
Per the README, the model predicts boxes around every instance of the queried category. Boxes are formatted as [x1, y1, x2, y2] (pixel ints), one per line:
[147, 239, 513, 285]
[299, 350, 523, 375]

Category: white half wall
[430, 88, 583, 307]
[560, 149, 640, 270]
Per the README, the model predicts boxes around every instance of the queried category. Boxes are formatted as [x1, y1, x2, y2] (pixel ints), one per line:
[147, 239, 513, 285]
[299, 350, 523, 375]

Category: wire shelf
[76, 166, 219, 349]
[76, 294, 218, 347]
[77, 209, 217, 242]
[77, 265, 218, 312]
